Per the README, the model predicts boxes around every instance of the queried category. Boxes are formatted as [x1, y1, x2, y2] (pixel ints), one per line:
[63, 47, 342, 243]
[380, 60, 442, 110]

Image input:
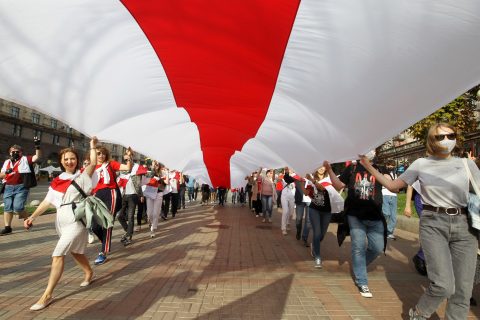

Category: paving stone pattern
[0, 203, 479, 319]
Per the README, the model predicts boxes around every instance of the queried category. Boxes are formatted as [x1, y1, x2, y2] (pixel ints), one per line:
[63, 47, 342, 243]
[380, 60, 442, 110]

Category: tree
[407, 85, 480, 143]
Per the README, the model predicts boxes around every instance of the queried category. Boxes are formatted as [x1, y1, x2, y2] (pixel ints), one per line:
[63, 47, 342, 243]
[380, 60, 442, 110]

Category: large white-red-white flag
[1, 1, 479, 187]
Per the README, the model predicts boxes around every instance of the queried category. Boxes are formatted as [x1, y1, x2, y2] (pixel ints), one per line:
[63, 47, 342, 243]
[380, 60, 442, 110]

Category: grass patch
[0, 206, 56, 215]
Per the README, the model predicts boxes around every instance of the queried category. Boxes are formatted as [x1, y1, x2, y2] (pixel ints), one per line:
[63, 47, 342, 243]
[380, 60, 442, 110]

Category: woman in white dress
[24, 137, 98, 311]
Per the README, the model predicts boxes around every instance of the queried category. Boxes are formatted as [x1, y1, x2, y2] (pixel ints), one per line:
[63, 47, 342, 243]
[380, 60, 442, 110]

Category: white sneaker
[358, 285, 373, 298]
[282, 230, 288, 236]
[88, 234, 95, 244]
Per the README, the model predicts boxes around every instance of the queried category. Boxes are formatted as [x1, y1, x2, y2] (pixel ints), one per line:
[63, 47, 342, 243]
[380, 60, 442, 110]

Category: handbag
[21, 164, 37, 188]
[462, 158, 480, 230]
[68, 180, 114, 229]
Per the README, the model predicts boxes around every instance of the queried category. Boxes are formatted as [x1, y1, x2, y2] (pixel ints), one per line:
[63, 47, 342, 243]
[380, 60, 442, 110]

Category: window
[12, 124, 22, 137]
[50, 119, 57, 129]
[33, 129, 42, 140]
[67, 127, 73, 134]
[52, 135, 60, 145]
[112, 145, 117, 152]
[68, 138, 74, 147]
[32, 113, 40, 124]
[11, 106, 20, 118]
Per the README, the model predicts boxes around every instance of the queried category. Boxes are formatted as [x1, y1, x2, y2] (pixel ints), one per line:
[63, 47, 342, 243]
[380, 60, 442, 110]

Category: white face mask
[438, 139, 456, 154]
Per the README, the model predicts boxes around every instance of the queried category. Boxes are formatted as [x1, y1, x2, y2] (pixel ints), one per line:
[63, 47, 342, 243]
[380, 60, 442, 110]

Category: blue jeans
[382, 195, 397, 236]
[308, 207, 332, 259]
[261, 195, 273, 218]
[347, 215, 384, 286]
[416, 210, 478, 319]
[295, 203, 310, 240]
[3, 184, 29, 213]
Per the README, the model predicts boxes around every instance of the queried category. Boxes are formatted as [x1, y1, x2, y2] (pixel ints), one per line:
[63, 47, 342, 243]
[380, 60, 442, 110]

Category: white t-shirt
[399, 156, 480, 208]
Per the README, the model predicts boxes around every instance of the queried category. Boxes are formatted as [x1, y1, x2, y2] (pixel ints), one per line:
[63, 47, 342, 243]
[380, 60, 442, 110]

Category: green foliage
[407, 85, 479, 143]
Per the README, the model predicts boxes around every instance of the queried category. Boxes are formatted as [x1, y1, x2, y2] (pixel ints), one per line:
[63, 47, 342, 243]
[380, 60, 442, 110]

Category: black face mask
[10, 151, 20, 161]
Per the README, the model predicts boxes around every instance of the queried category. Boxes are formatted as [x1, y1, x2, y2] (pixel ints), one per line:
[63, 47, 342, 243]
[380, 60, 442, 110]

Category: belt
[423, 204, 467, 216]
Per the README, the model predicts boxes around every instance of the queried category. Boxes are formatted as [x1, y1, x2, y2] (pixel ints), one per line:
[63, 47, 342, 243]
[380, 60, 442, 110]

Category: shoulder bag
[462, 158, 480, 230]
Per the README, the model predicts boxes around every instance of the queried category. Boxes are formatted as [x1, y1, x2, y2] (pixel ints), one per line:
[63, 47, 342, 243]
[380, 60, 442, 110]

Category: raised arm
[322, 161, 345, 191]
[118, 147, 134, 171]
[84, 136, 98, 177]
[359, 156, 407, 192]
[32, 136, 42, 163]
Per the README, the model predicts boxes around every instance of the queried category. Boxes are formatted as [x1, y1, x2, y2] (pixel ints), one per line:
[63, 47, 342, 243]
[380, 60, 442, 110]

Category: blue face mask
[438, 139, 456, 154]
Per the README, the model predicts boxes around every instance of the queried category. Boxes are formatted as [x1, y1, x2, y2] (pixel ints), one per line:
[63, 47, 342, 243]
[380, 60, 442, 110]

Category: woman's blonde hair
[425, 123, 457, 156]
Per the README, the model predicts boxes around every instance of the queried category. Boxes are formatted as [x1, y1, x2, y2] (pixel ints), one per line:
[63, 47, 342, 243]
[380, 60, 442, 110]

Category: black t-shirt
[309, 188, 331, 212]
[339, 163, 383, 220]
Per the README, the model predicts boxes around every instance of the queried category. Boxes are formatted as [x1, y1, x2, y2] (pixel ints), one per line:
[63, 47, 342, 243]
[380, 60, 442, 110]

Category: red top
[92, 161, 121, 193]
[4, 156, 33, 185]
[275, 173, 284, 190]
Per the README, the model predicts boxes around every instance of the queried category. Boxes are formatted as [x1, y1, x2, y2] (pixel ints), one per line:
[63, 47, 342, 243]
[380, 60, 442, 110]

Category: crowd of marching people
[2, 122, 480, 319]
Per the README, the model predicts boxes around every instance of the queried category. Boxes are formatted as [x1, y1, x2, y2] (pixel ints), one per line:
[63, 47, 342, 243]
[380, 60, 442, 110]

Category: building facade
[0, 99, 142, 168]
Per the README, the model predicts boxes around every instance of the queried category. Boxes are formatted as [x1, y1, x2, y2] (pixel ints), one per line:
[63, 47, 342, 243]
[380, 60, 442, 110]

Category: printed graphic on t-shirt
[311, 191, 325, 207]
[354, 172, 376, 200]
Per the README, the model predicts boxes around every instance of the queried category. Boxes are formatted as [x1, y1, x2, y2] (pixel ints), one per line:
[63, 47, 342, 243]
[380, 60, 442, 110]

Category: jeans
[281, 191, 295, 231]
[415, 210, 478, 319]
[347, 215, 384, 286]
[3, 184, 29, 213]
[276, 190, 282, 208]
[261, 195, 273, 218]
[170, 192, 179, 216]
[295, 203, 310, 240]
[382, 195, 397, 236]
[179, 186, 186, 208]
[137, 198, 146, 226]
[218, 189, 226, 206]
[309, 207, 332, 259]
[187, 187, 194, 201]
[162, 193, 171, 217]
[117, 194, 138, 237]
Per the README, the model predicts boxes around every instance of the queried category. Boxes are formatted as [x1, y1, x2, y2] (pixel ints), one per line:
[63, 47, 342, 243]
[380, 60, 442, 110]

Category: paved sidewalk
[0, 203, 479, 320]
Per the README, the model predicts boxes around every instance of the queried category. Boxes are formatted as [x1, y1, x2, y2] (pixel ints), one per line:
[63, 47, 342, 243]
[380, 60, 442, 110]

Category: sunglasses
[96, 152, 105, 156]
[124, 159, 131, 162]
[83, 162, 89, 165]
[434, 133, 456, 141]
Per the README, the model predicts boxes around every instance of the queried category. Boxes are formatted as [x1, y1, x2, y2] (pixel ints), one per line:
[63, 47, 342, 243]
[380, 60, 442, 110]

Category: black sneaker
[0, 226, 12, 236]
[120, 233, 128, 243]
[303, 240, 310, 247]
[123, 238, 132, 246]
[295, 228, 301, 240]
[358, 285, 373, 298]
[412, 255, 427, 276]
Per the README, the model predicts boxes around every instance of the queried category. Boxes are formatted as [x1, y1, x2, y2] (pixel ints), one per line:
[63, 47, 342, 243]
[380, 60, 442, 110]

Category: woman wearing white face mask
[358, 123, 480, 320]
